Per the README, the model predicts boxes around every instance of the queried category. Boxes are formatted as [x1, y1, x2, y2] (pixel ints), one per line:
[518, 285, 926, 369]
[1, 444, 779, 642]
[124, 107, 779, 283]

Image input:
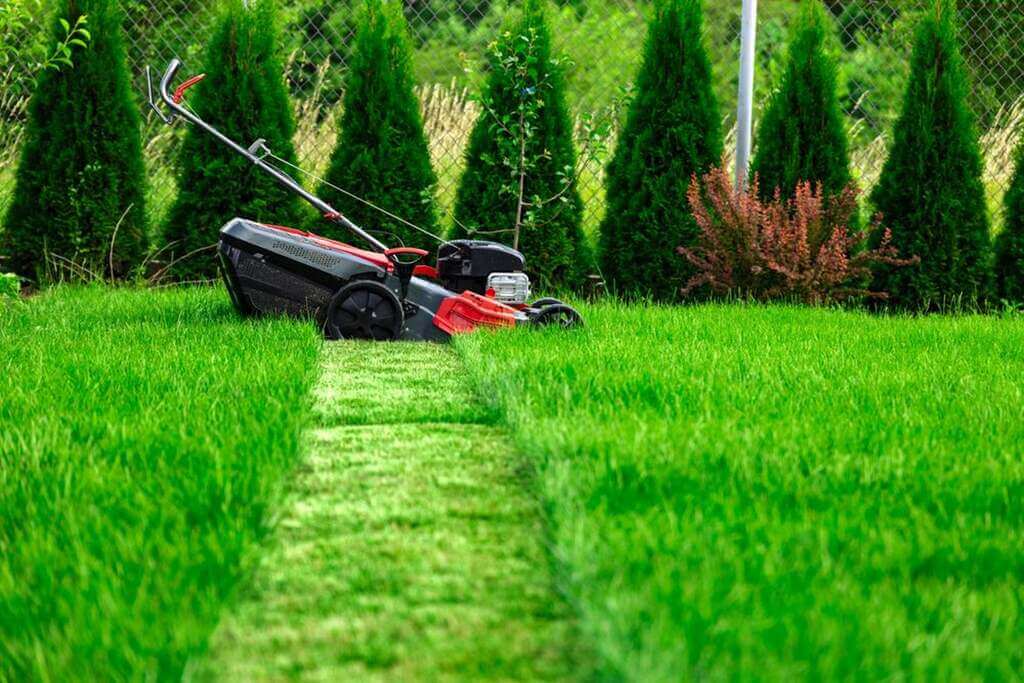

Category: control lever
[385, 248, 429, 304]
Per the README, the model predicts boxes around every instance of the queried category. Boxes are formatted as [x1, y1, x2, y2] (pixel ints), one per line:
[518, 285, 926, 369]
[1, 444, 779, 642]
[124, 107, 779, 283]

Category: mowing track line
[196, 342, 580, 681]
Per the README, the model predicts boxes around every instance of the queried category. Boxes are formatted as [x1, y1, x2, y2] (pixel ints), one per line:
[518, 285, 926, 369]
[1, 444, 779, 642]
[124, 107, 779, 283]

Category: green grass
[7, 288, 1024, 680]
[0, 286, 321, 681]
[199, 342, 582, 681]
[456, 303, 1024, 681]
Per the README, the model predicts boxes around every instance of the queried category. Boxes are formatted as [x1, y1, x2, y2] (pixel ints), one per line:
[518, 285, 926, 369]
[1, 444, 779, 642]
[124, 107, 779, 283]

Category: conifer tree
[870, 0, 991, 309]
[751, 0, 850, 200]
[452, 0, 589, 288]
[316, 0, 437, 250]
[163, 0, 301, 280]
[995, 140, 1024, 302]
[2, 0, 147, 281]
[599, 0, 722, 300]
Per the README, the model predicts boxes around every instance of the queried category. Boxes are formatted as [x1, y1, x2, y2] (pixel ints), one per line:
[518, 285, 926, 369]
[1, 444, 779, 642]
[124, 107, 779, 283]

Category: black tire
[532, 303, 584, 329]
[325, 280, 404, 341]
[530, 297, 564, 309]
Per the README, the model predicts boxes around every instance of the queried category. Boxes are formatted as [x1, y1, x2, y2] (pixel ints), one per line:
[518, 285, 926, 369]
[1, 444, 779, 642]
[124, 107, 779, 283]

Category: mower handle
[385, 248, 430, 258]
[145, 58, 389, 253]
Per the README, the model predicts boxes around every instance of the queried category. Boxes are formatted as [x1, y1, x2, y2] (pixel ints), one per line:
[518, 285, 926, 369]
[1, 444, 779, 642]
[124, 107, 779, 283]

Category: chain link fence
[1, 0, 1023, 238]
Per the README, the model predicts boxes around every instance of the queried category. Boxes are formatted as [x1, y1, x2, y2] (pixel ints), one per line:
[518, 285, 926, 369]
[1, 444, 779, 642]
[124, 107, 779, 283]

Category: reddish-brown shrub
[678, 164, 917, 304]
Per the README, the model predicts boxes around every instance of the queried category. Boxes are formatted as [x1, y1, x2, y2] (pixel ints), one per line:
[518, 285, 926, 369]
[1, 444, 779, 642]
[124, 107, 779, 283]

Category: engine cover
[437, 240, 526, 295]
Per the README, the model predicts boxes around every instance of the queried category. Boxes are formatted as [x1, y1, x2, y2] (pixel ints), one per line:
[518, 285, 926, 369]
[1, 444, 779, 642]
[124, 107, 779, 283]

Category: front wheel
[531, 303, 584, 329]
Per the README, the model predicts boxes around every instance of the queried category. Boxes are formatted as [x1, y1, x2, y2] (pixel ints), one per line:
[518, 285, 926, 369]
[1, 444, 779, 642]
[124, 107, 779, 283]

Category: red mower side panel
[433, 291, 522, 335]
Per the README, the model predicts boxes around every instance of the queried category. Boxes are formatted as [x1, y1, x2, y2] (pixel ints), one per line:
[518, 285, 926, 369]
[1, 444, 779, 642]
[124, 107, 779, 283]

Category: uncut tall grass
[457, 302, 1024, 681]
[0, 287, 321, 680]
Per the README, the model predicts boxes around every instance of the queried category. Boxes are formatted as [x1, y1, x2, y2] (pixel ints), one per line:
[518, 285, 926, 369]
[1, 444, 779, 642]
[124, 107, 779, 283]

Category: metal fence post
[735, 0, 758, 192]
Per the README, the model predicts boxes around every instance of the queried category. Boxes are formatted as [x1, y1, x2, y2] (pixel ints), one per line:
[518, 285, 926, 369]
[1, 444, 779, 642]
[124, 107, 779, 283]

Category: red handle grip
[385, 248, 430, 257]
[173, 74, 206, 104]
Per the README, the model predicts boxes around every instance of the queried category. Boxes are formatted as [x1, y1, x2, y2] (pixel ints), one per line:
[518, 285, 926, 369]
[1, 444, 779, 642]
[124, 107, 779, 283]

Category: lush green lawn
[456, 303, 1024, 681]
[0, 286, 321, 681]
[6, 288, 1024, 681]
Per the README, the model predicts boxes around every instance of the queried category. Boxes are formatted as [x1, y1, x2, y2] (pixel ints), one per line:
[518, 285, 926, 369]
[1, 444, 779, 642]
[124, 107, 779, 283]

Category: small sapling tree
[870, 0, 992, 310]
[452, 0, 594, 289]
[599, 0, 722, 301]
[316, 0, 438, 250]
[163, 0, 302, 281]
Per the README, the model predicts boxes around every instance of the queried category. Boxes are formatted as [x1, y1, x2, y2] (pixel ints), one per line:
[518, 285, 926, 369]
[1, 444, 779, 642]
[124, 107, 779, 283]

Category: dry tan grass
[850, 133, 888, 193]
[982, 96, 1024, 192]
[291, 59, 341, 180]
[0, 64, 31, 202]
[417, 80, 479, 219]
[848, 101, 1022, 230]
[417, 79, 479, 170]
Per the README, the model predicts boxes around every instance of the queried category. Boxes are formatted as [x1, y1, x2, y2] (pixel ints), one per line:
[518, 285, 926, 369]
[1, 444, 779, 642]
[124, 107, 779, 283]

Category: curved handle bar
[385, 247, 430, 267]
[385, 248, 430, 258]
[159, 58, 182, 107]
[147, 58, 388, 253]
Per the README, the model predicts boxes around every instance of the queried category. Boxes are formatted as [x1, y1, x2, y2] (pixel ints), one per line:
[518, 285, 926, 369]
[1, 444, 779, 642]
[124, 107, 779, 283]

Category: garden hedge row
[3, 0, 1021, 308]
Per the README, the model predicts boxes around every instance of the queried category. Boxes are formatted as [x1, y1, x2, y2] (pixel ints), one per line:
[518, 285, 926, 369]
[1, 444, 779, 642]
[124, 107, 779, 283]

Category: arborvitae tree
[452, 0, 589, 289]
[995, 141, 1024, 302]
[316, 0, 437, 250]
[599, 0, 722, 300]
[2, 0, 147, 281]
[751, 0, 850, 200]
[870, 0, 991, 310]
[163, 0, 301, 280]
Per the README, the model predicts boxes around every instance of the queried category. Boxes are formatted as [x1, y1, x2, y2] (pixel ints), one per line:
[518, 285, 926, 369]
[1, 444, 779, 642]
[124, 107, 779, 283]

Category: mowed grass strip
[0, 286, 321, 681]
[456, 303, 1024, 681]
[199, 342, 582, 681]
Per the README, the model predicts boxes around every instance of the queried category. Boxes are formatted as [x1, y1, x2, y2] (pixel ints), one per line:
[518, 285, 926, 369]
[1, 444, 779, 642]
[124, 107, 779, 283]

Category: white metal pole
[735, 0, 758, 191]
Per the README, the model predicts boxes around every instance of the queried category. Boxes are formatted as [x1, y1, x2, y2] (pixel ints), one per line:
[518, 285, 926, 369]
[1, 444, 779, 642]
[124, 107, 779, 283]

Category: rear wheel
[532, 303, 583, 329]
[530, 297, 564, 309]
[325, 281, 404, 341]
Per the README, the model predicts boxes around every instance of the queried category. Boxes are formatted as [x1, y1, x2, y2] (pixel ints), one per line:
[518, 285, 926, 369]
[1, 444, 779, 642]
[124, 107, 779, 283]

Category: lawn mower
[146, 59, 583, 342]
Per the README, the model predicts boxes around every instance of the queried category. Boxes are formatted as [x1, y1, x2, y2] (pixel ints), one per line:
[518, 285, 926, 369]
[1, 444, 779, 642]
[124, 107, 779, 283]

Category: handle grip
[173, 74, 206, 104]
[385, 248, 430, 258]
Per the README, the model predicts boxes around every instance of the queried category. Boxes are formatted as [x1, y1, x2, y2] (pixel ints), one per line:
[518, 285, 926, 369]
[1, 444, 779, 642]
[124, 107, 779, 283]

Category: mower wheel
[531, 303, 583, 329]
[325, 281, 404, 341]
[530, 297, 564, 309]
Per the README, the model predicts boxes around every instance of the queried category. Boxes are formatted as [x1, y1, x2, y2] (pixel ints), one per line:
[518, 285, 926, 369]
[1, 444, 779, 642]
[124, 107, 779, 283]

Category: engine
[437, 240, 531, 305]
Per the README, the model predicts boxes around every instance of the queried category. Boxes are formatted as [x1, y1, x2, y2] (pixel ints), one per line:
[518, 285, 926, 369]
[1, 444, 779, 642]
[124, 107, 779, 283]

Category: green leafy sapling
[453, 0, 597, 288]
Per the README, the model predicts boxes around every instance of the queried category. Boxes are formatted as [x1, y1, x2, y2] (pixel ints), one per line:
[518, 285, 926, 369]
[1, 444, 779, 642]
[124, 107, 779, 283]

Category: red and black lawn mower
[147, 59, 582, 342]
